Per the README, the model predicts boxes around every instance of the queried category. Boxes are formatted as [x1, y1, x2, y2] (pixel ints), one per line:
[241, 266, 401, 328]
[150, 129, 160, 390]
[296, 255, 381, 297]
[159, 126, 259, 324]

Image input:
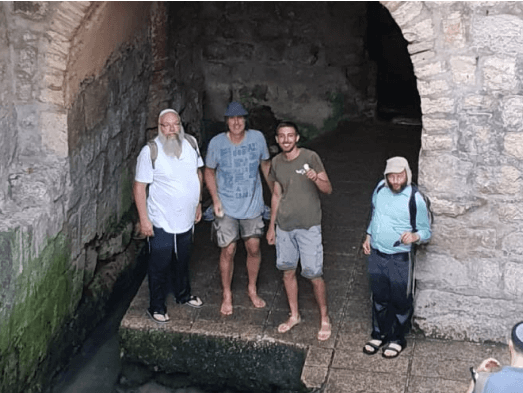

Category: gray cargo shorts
[212, 214, 265, 248]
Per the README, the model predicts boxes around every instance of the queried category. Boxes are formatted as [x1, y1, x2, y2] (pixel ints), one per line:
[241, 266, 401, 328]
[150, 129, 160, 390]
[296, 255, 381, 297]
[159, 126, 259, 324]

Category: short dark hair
[276, 121, 300, 136]
[512, 321, 523, 354]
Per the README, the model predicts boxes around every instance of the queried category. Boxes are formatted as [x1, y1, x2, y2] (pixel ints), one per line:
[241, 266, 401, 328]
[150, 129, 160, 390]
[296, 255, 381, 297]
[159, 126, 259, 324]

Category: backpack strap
[409, 184, 418, 233]
[375, 182, 386, 195]
[367, 181, 386, 235]
[147, 139, 158, 169]
[184, 134, 200, 158]
[146, 134, 200, 170]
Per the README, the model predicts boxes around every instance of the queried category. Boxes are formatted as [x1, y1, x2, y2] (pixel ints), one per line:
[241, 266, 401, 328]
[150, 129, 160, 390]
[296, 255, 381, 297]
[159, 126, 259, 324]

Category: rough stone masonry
[2, 1, 523, 392]
[382, 1, 523, 341]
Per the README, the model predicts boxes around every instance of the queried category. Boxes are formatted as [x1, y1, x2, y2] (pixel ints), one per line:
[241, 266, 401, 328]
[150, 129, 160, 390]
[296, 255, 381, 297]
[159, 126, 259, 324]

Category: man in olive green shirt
[266, 121, 332, 341]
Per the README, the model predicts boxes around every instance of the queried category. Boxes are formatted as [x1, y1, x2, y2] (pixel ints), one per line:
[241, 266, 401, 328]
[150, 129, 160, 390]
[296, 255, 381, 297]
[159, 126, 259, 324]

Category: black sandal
[146, 309, 170, 324]
[382, 342, 404, 359]
[177, 295, 203, 308]
[363, 339, 383, 355]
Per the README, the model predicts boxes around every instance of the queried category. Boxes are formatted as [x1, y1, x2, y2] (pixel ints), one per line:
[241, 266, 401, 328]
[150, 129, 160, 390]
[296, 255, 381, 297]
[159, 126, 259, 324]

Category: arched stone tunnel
[1, 2, 523, 392]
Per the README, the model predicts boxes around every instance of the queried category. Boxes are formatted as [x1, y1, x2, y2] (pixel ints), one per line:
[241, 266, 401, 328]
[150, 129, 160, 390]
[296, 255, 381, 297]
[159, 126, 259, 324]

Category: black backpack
[147, 134, 200, 169]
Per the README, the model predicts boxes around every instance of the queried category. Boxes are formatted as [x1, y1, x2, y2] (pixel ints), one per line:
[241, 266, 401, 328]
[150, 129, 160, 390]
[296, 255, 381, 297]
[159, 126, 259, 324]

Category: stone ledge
[119, 326, 309, 393]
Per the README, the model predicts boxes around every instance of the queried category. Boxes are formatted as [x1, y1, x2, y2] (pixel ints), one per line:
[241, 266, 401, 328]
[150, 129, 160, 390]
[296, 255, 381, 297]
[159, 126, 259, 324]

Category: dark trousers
[368, 248, 414, 346]
[147, 226, 193, 314]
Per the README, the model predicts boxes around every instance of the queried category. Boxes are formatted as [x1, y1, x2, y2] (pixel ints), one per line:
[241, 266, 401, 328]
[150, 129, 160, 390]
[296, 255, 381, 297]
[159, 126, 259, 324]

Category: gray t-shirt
[205, 130, 270, 219]
[269, 148, 325, 231]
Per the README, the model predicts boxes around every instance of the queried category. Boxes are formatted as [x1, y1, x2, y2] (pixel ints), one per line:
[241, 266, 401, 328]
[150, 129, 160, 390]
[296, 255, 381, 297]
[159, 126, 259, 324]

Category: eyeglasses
[160, 123, 180, 129]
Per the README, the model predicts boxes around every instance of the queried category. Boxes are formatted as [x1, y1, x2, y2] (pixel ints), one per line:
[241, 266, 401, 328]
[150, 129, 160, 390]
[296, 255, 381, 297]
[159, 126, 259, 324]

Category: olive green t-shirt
[269, 148, 325, 231]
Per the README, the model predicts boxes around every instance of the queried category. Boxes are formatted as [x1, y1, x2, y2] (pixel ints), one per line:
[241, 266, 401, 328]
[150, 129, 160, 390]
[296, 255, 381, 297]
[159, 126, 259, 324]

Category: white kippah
[159, 108, 177, 118]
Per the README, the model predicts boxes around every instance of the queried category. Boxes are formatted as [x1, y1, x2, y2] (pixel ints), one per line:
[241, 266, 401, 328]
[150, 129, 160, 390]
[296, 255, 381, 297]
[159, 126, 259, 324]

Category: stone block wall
[192, 2, 377, 141]
[0, 2, 162, 392]
[383, 1, 523, 342]
[0, 5, 15, 209]
[0, 3, 85, 390]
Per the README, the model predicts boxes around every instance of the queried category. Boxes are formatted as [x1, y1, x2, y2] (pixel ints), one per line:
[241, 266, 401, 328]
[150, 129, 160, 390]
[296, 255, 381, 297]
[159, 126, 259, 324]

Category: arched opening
[367, 2, 421, 123]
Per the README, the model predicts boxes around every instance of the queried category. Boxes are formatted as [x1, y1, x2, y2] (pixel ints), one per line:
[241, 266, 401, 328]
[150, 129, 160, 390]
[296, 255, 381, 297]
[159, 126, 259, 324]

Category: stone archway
[383, 1, 523, 341]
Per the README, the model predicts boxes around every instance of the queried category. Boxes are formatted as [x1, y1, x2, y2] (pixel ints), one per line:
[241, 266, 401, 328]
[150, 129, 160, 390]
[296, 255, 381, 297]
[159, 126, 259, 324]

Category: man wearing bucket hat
[134, 109, 204, 324]
[466, 321, 523, 392]
[361, 156, 431, 358]
[204, 101, 271, 315]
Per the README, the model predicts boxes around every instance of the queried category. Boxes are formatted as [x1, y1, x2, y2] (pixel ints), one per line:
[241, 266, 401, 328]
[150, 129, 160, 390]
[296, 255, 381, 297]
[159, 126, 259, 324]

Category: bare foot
[220, 294, 233, 316]
[317, 319, 331, 341]
[278, 315, 302, 333]
[248, 292, 266, 308]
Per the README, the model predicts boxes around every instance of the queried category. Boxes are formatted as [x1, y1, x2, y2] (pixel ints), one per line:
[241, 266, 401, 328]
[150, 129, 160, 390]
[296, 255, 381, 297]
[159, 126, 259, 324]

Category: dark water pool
[48, 247, 241, 393]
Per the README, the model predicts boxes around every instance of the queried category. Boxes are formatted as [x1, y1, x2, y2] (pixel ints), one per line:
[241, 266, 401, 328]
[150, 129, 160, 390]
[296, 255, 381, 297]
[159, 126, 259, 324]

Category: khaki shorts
[212, 214, 265, 248]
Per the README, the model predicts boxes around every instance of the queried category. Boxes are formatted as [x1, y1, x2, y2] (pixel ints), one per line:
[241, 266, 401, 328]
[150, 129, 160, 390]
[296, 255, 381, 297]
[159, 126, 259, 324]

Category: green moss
[120, 329, 308, 392]
[285, 91, 346, 145]
[0, 232, 72, 391]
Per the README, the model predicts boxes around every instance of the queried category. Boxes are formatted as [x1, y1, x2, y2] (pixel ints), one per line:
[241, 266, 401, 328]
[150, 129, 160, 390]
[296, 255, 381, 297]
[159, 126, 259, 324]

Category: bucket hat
[384, 156, 412, 185]
[224, 101, 248, 117]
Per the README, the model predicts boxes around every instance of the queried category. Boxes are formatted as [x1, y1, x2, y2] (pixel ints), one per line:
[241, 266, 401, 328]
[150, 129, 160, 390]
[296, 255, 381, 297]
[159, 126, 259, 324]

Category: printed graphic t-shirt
[205, 130, 270, 219]
[268, 148, 325, 231]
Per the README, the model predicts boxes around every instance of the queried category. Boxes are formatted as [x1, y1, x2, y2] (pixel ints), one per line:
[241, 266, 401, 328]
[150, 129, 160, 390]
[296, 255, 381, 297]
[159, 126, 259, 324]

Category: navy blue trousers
[147, 226, 193, 314]
[368, 248, 414, 346]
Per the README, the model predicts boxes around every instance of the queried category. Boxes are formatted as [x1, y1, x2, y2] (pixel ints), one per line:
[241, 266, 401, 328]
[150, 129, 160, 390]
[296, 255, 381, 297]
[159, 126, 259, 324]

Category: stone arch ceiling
[41, 1, 151, 157]
[40, 1, 91, 157]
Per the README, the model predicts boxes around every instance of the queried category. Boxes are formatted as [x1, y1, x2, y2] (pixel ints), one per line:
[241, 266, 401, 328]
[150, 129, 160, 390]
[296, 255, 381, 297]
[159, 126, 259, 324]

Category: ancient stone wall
[0, 4, 16, 209]
[0, 2, 161, 392]
[383, 1, 523, 342]
[195, 2, 377, 141]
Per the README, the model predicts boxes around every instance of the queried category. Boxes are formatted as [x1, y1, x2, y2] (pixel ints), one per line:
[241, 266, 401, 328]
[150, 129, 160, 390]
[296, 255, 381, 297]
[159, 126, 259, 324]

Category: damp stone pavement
[120, 121, 509, 393]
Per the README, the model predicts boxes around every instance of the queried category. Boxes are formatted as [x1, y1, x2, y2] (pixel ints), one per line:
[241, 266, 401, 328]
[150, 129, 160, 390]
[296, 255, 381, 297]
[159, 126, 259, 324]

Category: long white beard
[158, 129, 185, 158]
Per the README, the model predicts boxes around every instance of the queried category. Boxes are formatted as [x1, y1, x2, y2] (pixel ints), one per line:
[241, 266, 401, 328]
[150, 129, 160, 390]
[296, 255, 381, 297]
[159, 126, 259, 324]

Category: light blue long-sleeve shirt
[367, 180, 431, 254]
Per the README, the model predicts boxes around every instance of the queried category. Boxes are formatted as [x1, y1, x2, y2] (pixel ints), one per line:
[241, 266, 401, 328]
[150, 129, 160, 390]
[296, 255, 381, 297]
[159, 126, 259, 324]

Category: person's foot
[363, 339, 383, 355]
[278, 315, 302, 333]
[178, 295, 203, 309]
[317, 319, 332, 341]
[382, 342, 404, 359]
[146, 309, 170, 324]
[248, 291, 266, 308]
[220, 293, 233, 316]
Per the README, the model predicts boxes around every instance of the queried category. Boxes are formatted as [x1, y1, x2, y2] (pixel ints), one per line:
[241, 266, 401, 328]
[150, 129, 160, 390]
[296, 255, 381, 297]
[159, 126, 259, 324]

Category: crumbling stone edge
[118, 329, 315, 393]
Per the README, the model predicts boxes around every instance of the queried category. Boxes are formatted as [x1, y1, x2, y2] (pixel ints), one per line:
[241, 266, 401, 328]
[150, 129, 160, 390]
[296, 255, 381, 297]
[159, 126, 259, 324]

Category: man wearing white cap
[362, 156, 431, 358]
[134, 109, 203, 324]
[204, 101, 271, 315]
[466, 321, 523, 392]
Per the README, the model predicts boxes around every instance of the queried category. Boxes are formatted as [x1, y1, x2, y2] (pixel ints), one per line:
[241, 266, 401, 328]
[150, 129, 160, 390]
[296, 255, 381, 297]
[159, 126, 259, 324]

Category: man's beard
[387, 179, 408, 194]
[158, 128, 185, 158]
